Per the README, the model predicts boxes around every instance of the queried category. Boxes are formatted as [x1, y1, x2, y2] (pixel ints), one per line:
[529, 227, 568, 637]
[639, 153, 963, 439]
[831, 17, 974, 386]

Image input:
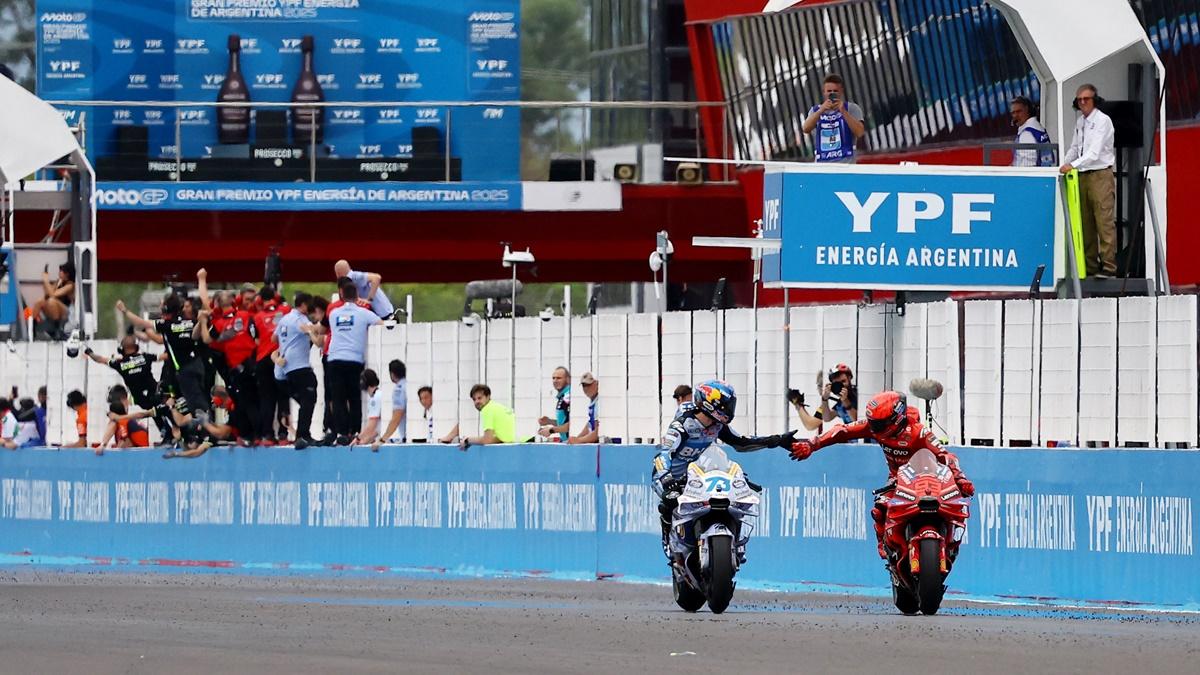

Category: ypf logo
[483, 108, 504, 119]
[97, 188, 169, 207]
[144, 110, 164, 124]
[396, 73, 421, 88]
[356, 73, 383, 89]
[476, 59, 509, 71]
[255, 73, 285, 88]
[239, 37, 259, 52]
[159, 74, 181, 88]
[377, 38, 402, 53]
[49, 60, 82, 73]
[112, 38, 133, 52]
[143, 39, 164, 52]
[834, 191, 995, 235]
[127, 74, 148, 87]
[178, 110, 208, 124]
[175, 38, 207, 54]
[332, 109, 363, 123]
[358, 145, 383, 156]
[396, 144, 413, 155]
[377, 108, 402, 123]
[415, 38, 440, 52]
[112, 109, 133, 123]
[415, 108, 439, 122]
[763, 198, 781, 233]
[332, 38, 363, 53]
[280, 38, 302, 52]
[317, 74, 337, 88]
[202, 74, 226, 88]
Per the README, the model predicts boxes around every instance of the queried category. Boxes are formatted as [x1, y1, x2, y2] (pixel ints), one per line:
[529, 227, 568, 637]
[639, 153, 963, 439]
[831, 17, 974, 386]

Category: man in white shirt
[1060, 84, 1118, 278]
[0, 398, 18, 449]
[1010, 96, 1053, 168]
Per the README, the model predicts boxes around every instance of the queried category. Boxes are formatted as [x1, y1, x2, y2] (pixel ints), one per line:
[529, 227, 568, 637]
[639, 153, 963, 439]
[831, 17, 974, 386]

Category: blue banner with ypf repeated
[762, 166, 1060, 291]
[36, 0, 520, 181]
[95, 180, 522, 211]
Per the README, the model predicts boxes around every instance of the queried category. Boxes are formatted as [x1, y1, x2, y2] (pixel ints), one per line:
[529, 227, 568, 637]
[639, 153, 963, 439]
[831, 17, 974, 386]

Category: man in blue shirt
[370, 359, 408, 451]
[567, 372, 600, 444]
[334, 259, 395, 320]
[272, 292, 323, 448]
[802, 74, 866, 164]
[326, 283, 382, 445]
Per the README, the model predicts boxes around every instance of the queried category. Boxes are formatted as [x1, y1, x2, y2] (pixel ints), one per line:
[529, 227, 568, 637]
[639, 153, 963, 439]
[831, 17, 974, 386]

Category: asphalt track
[0, 571, 1195, 674]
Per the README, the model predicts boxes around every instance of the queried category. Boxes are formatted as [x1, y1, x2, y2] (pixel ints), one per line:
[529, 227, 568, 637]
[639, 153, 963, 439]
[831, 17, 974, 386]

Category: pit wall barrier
[3, 295, 1197, 452]
[1, 443, 1195, 609]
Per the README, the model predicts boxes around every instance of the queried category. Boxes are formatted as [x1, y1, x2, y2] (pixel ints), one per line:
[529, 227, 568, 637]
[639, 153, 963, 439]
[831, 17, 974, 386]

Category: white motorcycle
[668, 446, 760, 614]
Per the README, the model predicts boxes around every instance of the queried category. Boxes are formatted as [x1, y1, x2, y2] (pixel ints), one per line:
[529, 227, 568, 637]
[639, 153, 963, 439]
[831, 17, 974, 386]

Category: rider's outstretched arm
[791, 419, 873, 460]
[718, 426, 794, 453]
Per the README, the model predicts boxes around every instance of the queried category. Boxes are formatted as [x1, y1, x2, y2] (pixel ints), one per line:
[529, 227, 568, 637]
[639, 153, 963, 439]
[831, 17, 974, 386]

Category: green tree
[520, 0, 589, 179]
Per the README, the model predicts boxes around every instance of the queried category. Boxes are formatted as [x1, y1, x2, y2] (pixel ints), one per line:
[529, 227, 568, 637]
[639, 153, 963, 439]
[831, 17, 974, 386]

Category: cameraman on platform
[789, 364, 858, 432]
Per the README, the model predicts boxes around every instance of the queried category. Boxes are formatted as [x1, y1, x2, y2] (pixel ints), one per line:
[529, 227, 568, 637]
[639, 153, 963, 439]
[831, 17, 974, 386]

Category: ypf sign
[761, 165, 1061, 291]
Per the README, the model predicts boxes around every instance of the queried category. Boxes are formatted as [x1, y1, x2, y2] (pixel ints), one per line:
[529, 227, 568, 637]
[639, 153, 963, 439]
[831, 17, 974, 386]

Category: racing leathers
[790, 407, 974, 558]
[652, 403, 793, 552]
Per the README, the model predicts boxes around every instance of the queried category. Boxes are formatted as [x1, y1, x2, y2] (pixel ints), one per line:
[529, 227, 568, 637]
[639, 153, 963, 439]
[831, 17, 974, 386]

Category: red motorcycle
[880, 448, 970, 615]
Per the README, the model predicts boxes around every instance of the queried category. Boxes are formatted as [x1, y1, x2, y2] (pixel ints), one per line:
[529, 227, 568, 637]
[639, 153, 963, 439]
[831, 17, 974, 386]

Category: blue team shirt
[657, 402, 727, 478]
[554, 385, 571, 442]
[349, 270, 394, 318]
[327, 304, 381, 363]
[274, 309, 314, 375]
[809, 101, 863, 163]
[391, 378, 407, 442]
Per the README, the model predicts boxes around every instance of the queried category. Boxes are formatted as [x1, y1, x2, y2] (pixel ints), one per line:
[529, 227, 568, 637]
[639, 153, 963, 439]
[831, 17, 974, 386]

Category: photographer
[801, 74, 866, 164]
[789, 364, 859, 432]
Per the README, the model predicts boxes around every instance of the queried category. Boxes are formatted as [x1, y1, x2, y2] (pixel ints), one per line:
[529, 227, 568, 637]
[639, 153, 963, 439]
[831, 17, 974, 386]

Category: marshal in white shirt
[1063, 107, 1116, 172]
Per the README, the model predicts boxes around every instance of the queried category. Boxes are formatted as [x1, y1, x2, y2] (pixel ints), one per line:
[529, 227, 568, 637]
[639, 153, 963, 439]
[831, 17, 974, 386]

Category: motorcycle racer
[788, 390, 975, 558]
[652, 380, 795, 550]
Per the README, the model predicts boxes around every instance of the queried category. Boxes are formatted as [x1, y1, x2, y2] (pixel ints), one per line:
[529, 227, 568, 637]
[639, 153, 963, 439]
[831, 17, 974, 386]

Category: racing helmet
[865, 391, 908, 436]
[693, 379, 737, 425]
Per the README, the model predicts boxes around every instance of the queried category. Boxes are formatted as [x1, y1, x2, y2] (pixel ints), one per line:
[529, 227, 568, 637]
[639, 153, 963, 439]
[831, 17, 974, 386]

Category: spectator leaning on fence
[370, 360, 408, 452]
[334, 259, 396, 320]
[567, 372, 600, 445]
[1060, 83, 1118, 278]
[459, 384, 515, 450]
[801, 74, 866, 164]
[1010, 96, 1054, 168]
[537, 366, 571, 441]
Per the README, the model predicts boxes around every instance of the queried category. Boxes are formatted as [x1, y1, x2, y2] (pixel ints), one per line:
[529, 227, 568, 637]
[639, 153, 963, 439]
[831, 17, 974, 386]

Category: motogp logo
[97, 189, 169, 207]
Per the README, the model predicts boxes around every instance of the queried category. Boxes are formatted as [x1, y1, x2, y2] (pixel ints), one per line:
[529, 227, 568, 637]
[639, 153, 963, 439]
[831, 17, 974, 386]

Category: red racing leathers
[790, 407, 974, 557]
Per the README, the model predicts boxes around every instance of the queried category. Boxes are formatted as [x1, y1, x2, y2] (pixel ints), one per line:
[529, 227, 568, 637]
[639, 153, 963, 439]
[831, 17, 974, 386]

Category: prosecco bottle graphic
[216, 34, 250, 144]
[291, 35, 325, 145]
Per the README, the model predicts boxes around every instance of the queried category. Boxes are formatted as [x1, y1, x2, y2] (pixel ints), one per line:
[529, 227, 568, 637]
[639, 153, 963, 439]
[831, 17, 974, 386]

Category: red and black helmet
[865, 391, 908, 436]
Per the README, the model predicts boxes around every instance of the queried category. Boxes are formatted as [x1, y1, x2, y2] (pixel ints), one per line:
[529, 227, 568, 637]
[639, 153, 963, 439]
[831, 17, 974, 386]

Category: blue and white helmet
[693, 379, 737, 425]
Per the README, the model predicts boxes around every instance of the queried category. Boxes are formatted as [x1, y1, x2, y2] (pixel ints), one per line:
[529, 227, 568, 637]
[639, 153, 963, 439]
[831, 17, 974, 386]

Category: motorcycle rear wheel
[673, 569, 706, 612]
[917, 538, 945, 615]
[705, 535, 736, 614]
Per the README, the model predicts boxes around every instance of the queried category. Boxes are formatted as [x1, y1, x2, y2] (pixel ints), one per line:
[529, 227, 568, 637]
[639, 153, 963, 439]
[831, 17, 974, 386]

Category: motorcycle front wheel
[704, 534, 736, 614]
[917, 538, 945, 615]
[673, 569, 706, 612]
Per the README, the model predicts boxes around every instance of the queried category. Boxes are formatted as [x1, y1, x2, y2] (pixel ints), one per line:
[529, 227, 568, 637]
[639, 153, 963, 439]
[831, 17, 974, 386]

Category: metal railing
[44, 99, 732, 184]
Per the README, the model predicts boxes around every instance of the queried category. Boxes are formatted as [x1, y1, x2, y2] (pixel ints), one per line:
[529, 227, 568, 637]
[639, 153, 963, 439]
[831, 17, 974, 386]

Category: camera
[830, 381, 844, 396]
[828, 91, 840, 103]
[787, 389, 805, 406]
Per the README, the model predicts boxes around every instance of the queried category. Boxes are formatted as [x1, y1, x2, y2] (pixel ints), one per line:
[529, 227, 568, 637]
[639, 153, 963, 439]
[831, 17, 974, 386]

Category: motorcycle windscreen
[696, 447, 733, 473]
[905, 448, 940, 476]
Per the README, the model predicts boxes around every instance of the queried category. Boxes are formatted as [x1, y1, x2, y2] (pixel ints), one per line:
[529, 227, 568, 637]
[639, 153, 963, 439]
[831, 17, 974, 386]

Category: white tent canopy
[0, 77, 81, 185]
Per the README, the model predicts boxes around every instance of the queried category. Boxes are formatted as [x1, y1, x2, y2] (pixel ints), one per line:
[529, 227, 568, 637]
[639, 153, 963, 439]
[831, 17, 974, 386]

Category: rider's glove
[762, 430, 797, 449]
[789, 440, 815, 461]
[658, 474, 683, 497]
[956, 476, 975, 498]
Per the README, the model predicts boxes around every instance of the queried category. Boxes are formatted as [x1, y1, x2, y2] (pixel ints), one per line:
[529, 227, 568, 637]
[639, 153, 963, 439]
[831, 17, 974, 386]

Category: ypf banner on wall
[761, 165, 1062, 291]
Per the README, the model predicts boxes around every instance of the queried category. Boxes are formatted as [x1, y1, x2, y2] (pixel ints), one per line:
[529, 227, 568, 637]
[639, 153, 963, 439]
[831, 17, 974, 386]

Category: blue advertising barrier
[37, 0, 520, 180]
[94, 181, 523, 211]
[761, 165, 1062, 291]
[0, 444, 1196, 608]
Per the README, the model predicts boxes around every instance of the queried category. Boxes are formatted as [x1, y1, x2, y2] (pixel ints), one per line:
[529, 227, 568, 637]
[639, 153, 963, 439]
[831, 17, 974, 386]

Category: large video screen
[36, 0, 520, 181]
